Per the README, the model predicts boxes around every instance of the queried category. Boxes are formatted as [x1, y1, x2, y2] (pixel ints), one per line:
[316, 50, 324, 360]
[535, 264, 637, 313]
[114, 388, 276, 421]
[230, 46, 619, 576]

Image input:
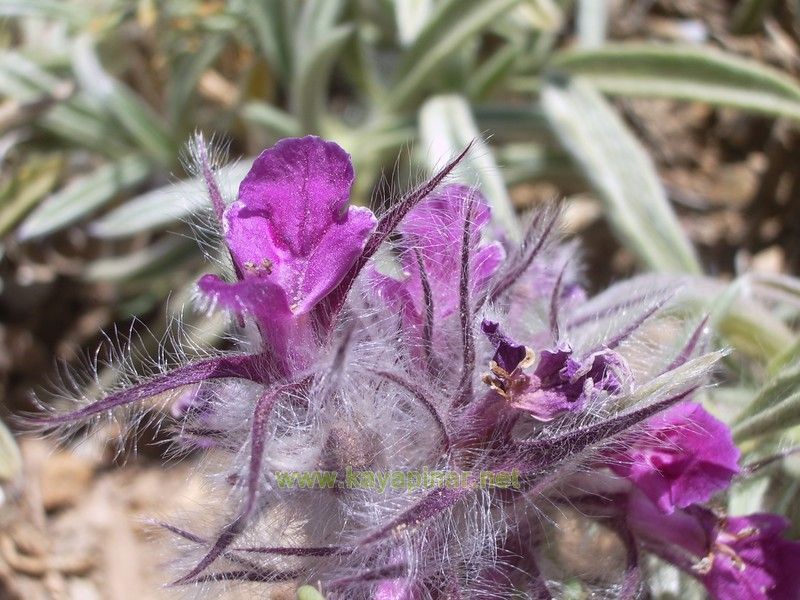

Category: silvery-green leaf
[548, 44, 800, 121]
[393, 0, 434, 46]
[511, 0, 562, 31]
[290, 24, 353, 133]
[18, 155, 151, 240]
[467, 42, 522, 100]
[240, 102, 301, 138]
[733, 389, 800, 442]
[541, 78, 700, 273]
[89, 159, 253, 238]
[0, 0, 83, 22]
[167, 35, 227, 124]
[576, 0, 607, 48]
[0, 153, 62, 236]
[388, 0, 524, 111]
[72, 36, 174, 163]
[473, 105, 552, 142]
[728, 474, 770, 515]
[0, 52, 117, 151]
[83, 238, 197, 282]
[419, 94, 519, 239]
[239, 0, 295, 81]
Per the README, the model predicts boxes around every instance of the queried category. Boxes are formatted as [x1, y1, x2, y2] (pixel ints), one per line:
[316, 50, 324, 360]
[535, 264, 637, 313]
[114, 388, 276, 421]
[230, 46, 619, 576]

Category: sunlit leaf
[18, 155, 151, 240]
[389, 0, 524, 111]
[547, 43, 800, 121]
[0, 154, 62, 236]
[89, 159, 253, 238]
[72, 36, 174, 163]
[541, 78, 700, 273]
[82, 237, 197, 282]
[419, 94, 519, 239]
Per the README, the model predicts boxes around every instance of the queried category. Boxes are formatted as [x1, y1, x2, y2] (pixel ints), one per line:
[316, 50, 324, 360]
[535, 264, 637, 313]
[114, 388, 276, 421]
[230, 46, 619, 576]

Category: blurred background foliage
[3, 0, 800, 597]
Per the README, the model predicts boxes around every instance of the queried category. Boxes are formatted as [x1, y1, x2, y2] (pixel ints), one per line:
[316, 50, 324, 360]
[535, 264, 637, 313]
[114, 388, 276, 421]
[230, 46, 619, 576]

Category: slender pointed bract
[32, 354, 263, 428]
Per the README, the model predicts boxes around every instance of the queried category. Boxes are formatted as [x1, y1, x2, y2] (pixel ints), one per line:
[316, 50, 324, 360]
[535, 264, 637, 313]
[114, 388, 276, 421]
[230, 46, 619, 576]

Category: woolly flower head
[31, 137, 800, 599]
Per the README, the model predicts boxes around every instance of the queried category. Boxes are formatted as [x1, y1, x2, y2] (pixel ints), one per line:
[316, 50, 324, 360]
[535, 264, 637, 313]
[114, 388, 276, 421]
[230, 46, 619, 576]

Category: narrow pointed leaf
[89, 159, 253, 238]
[73, 36, 174, 163]
[419, 95, 519, 239]
[388, 0, 524, 111]
[549, 44, 800, 121]
[541, 78, 700, 273]
[290, 24, 353, 133]
[18, 155, 151, 240]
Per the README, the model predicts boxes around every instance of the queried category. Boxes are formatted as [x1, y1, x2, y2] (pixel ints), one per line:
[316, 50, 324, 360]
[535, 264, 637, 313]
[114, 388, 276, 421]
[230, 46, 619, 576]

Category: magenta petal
[373, 185, 504, 356]
[688, 508, 800, 600]
[198, 273, 291, 322]
[611, 402, 740, 513]
[704, 515, 800, 600]
[225, 136, 375, 314]
[401, 185, 503, 296]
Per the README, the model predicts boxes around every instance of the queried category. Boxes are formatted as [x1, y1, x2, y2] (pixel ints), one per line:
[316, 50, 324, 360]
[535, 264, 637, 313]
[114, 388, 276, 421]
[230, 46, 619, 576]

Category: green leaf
[388, 0, 524, 112]
[82, 237, 197, 282]
[419, 94, 520, 239]
[0, 418, 21, 485]
[243, 0, 295, 81]
[548, 43, 800, 121]
[498, 143, 581, 187]
[473, 105, 553, 142]
[89, 159, 253, 238]
[290, 24, 353, 133]
[72, 36, 174, 164]
[393, 0, 434, 46]
[18, 155, 151, 240]
[541, 78, 700, 273]
[0, 52, 119, 152]
[297, 585, 325, 600]
[167, 34, 227, 124]
[575, 0, 608, 49]
[240, 101, 301, 138]
[736, 362, 800, 425]
[0, 154, 62, 236]
[0, 0, 84, 23]
[733, 388, 800, 442]
[467, 42, 522, 100]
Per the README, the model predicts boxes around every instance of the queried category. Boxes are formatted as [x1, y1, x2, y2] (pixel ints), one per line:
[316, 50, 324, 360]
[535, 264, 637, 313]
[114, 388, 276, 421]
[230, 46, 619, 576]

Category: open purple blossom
[27, 136, 800, 599]
[627, 492, 800, 599]
[198, 137, 375, 367]
[480, 319, 629, 421]
[609, 401, 740, 513]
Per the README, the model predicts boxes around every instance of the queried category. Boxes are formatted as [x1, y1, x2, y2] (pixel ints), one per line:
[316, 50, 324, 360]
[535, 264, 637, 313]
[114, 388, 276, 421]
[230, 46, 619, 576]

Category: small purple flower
[481, 319, 627, 421]
[628, 492, 800, 600]
[610, 401, 740, 513]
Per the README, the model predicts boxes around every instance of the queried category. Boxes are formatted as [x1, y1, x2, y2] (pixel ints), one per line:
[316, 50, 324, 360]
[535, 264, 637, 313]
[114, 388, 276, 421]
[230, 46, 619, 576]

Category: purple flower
[628, 492, 800, 600]
[373, 185, 504, 356]
[198, 136, 375, 362]
[610, 401, 740, 513]
[481, 319, 627, 421]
